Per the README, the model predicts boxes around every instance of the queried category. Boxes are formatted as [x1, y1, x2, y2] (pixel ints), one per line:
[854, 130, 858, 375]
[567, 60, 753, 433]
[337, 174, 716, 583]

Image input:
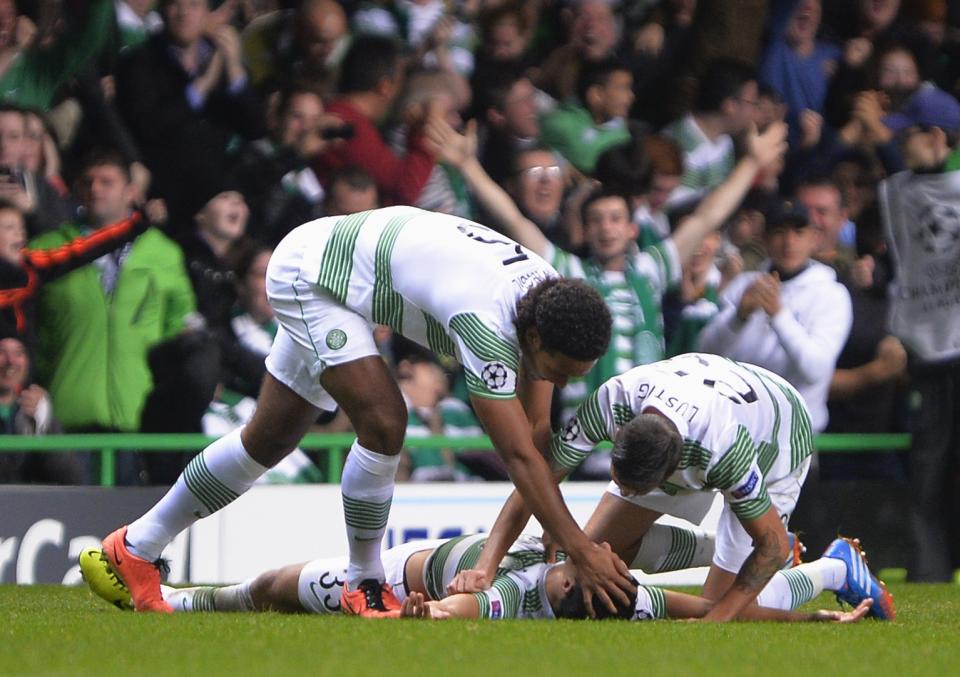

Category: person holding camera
[314, 35, 441, 207]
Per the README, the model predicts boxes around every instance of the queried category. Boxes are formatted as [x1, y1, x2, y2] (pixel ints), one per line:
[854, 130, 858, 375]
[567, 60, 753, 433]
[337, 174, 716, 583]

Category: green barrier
[0, 432, 910, 487]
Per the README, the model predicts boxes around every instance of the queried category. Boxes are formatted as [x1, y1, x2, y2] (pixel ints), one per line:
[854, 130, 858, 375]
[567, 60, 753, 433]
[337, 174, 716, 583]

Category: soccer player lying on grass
[80, 530, 881, 623]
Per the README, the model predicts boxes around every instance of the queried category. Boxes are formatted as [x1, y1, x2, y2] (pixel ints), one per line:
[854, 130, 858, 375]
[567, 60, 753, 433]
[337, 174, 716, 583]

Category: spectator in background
[241, 0, 350, 96]
[0, 0, 115, 109]
[470, 2, 535, 99]
[229, 242, 276, 360]
[388, 68, 473, 217]
[115, 0, 164, 51]
[475, 70, 541, 186]
[394, 347, 483, 483]
[314, 35, 439, 207]
[0, 105, 70, 236]
[697, 197, 852, 434]
[629, 0, 697, 128]
[724, 188, 772, 273]
[229, 84, 342, 246]
[663, 59, 759, 204]
[323, 166, 379, 216]
[177, 186, 265, 399]
[21, 110, 66, 198]
[0, 199, 148, 346]
[0, 332, 83, 484]
[664, 230, 723, 357]
[795, 176, 857, 279]
[534, 0, 621, 103]
[760, 0, 840, 139]
[31, 150, 196, 484]
[825, 204, 907, 480]
[115, 0, 266, 238]
[597, 134, 684, 248]
[540, 59, 633, 175]
[503, 146, 570, 250]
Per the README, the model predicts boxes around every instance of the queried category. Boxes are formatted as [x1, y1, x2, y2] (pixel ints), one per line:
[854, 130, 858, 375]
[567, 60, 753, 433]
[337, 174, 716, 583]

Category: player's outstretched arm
[401, 591, 480, 620]
[470, 394, 635, 616]
[701, 506, 792, 622]
[671, 122, 788, 264]
[661, 589, 872, 623]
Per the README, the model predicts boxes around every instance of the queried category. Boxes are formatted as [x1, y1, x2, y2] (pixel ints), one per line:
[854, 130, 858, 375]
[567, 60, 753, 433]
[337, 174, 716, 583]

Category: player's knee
[249, 570, 283, 611]
[352, 404, 406, 453]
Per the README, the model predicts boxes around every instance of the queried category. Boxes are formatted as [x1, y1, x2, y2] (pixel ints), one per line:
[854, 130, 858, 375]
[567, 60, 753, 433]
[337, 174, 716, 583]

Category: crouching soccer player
[461, 352, 895, 621]
[79, 530, 886, 622]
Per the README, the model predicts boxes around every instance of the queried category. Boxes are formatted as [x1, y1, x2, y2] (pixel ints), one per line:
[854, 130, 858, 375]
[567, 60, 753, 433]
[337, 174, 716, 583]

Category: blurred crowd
[0, 0, 955, 508]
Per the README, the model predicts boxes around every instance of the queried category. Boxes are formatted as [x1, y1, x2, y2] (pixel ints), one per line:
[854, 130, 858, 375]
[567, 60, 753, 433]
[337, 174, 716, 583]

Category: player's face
[523, 347, 594, 388]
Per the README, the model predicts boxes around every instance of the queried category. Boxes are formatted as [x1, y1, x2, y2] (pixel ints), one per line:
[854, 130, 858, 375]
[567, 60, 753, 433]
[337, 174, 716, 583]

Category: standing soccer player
[102, 206, 636, 616]
[462, 352, 831, 622]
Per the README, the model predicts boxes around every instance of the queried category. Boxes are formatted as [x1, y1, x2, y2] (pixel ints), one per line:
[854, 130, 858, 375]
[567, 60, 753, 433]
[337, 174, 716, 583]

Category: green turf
[2, 584, 959, 676]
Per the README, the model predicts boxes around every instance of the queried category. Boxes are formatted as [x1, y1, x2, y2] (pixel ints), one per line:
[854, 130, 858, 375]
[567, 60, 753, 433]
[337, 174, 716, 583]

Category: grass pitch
[3, 584, 959, 676]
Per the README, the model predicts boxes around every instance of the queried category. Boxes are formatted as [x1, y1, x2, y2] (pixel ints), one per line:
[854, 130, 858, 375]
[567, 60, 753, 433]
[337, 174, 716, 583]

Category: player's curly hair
[555, 577, 638, 620]
[515, 277, 611, 361]
[611, 414, 683, 495]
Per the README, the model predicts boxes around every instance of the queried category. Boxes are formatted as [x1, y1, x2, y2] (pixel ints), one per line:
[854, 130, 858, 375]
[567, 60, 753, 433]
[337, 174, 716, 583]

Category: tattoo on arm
[732, 525, 783, 593]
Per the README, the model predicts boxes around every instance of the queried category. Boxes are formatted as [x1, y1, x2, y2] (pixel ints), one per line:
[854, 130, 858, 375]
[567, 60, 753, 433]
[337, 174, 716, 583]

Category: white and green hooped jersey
[294, 207, 557, 399]
[422, 534, 668, 621]
[550, 353, 815, 522]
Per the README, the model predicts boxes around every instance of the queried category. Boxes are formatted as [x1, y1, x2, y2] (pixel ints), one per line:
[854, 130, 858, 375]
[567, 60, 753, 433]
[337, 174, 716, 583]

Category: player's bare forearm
[471, 396, 591, 559]
[703, 524, 787, 622]
[475, 490, 532, 578]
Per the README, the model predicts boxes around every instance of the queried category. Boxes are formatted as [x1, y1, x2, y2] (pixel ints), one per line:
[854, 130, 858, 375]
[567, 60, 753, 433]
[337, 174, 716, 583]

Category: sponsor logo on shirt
[491, 599, 502, 619]
[732, 470, 759, 499]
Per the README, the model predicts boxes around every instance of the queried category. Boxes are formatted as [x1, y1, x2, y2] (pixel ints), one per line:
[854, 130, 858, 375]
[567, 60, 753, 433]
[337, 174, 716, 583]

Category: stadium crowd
[0, 0, 957, 582]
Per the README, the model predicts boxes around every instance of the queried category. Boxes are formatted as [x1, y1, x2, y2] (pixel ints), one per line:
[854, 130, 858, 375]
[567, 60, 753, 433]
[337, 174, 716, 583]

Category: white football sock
[126, 428, 268, 561]
[755, 559, 845, 610]
[632, 524, 715, 572]
[340, 440, 400, 587]
[162, 580, 256, 612]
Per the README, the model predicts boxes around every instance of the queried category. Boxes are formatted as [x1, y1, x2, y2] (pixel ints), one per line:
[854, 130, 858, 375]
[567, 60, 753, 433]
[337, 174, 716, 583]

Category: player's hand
[745, 122, 788, 170]
[813, 598, 873, 623]
[446, 567, 491, 595]
[542, 530, 560, 564]
[401, 591, 427, 618]
[567, 541, 635, 618]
